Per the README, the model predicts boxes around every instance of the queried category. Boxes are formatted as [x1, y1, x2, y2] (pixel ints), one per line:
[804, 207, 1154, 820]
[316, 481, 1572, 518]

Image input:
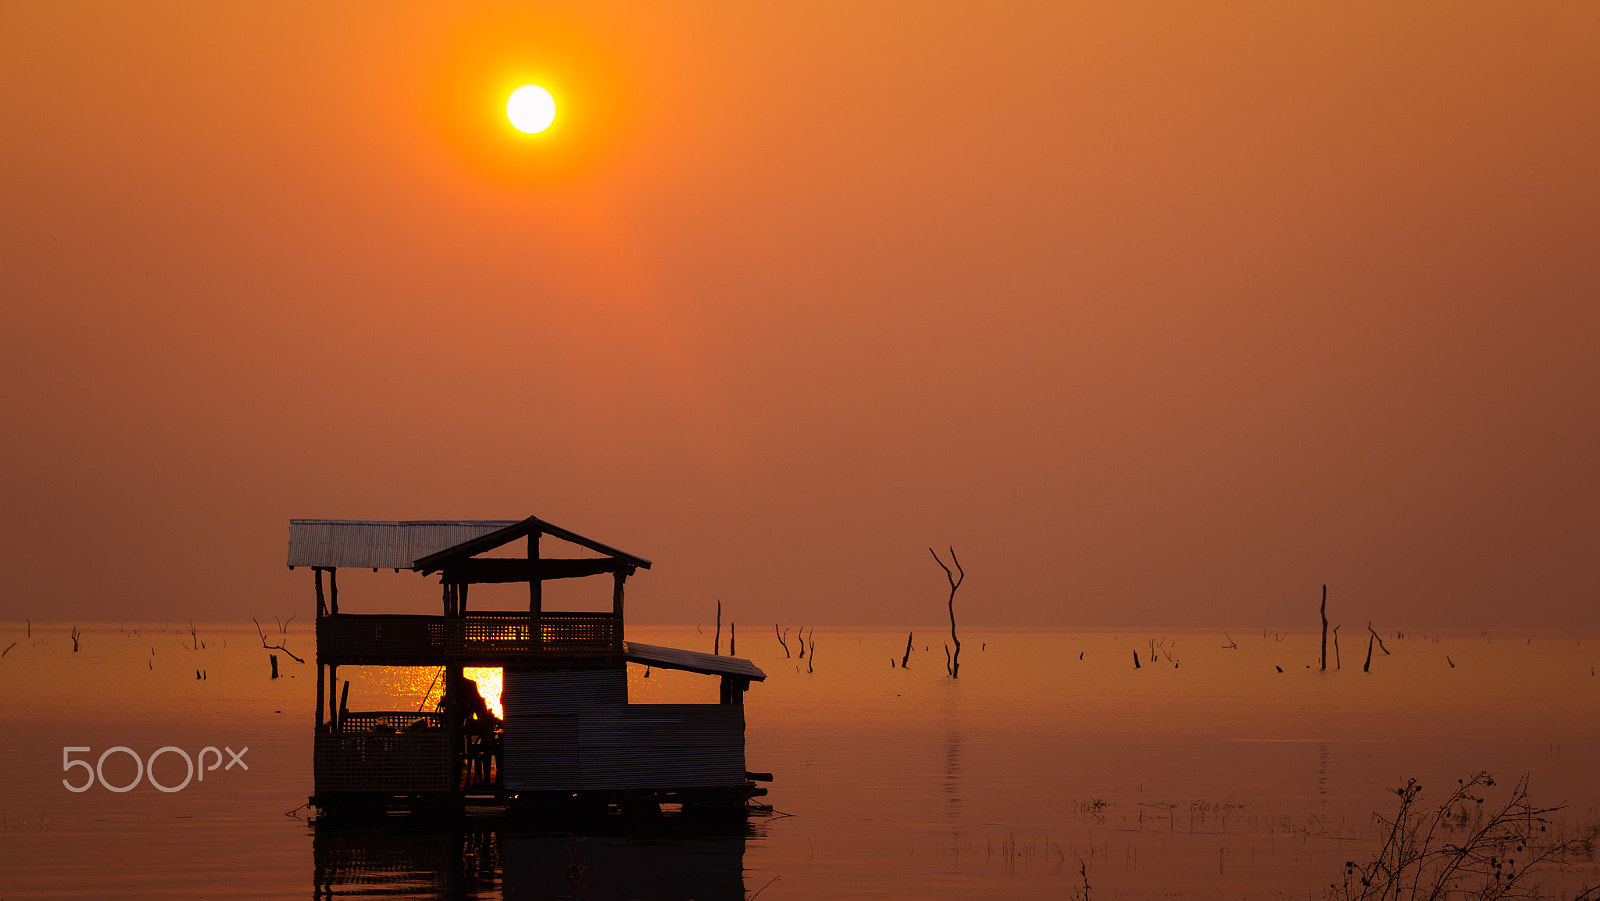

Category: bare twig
[1369, 621, 1390, 655]
[1320, 584, 1328, 671]
[929, 546, 964, 677]
[1330, 771, 1600, 900]
[775, 625, 790, 657]
[252, 617, 305, 664]
[902, 631, 913, 668]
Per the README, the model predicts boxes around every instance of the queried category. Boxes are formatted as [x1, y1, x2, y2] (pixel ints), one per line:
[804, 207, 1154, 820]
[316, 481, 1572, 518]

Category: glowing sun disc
[507, 84, 556, 134]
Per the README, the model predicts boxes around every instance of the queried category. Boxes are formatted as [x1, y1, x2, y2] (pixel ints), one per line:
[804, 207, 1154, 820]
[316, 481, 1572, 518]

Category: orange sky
[2, 2, 1597, 628]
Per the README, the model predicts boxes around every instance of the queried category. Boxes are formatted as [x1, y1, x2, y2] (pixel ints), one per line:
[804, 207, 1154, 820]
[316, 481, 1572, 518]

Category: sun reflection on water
[462, 667, 503, 719]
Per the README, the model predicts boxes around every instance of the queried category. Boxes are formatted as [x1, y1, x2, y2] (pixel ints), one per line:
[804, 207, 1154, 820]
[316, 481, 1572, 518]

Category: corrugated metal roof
[287, 520, 518, 569]
[623, 642, 767, 681]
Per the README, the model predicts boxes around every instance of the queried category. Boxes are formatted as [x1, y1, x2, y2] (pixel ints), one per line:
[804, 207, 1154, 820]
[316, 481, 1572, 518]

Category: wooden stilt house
[287, 516, 767, 812]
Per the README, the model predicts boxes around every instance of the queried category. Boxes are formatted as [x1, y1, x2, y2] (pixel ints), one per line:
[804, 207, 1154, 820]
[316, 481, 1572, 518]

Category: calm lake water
[2, 622, 1598, 898]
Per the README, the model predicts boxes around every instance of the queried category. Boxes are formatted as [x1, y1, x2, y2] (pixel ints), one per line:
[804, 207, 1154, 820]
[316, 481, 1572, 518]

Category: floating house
[286, 516, 768, 813]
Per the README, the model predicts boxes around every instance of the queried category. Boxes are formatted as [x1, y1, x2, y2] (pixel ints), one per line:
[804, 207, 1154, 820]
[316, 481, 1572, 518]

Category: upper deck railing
[317, 611, 621, 666]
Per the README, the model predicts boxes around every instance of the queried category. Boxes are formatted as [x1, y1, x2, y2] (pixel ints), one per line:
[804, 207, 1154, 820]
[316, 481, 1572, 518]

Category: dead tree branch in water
[714, 600, 722, 655]
[70, 626, 80, 652]
[929, 546, 964, 677]
[901, 632, 913, 668]
[1363, 621, 1390, 673]
[1333, 624, 1341, 669]
[1320, 584, 1328, 671]
[253, 617, 305, 664]
[775, 624, 790, 657]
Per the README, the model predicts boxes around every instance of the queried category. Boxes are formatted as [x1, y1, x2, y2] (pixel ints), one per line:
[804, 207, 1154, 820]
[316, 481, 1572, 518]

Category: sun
[506, 84, 556, 134]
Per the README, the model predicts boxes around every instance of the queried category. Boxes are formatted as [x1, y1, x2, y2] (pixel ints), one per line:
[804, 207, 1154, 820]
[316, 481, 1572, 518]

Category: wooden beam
[329, 568, 339, 615]
[314, 568, 326, 617]
[441, 557, 633, 584]
[413, 514, 653, 573]
[612, 570, 627, 621]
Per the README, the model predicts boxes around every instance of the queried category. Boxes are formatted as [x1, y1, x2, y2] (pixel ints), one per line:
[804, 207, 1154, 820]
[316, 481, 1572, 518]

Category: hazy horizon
[4, 2, 1597, 629]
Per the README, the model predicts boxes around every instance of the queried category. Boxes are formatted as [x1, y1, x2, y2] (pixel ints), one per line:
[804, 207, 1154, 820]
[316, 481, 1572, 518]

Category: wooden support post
[337, 680, 349, 732]
[612, 570, 626, 622]
[329, 568, 339, 615]
[444, 664, 462, 789]
[527, 532, 542, 616]
[719, 675, 747, 705]
[314, 568, 326, 617]
[316, 663, 326, 731]
[328, 664, 338, 729]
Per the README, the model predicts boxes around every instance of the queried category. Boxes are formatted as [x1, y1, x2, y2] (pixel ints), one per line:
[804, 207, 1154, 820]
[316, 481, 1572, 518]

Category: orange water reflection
[5, 623, 1600, 898]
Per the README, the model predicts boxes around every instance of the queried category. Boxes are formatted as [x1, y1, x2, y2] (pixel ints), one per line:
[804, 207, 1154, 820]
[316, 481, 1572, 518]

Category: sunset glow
[506, 84, 556, 134]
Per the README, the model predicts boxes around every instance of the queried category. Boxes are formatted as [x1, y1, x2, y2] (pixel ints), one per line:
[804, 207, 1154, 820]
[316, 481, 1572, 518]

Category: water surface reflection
[311, 809, 756, 900]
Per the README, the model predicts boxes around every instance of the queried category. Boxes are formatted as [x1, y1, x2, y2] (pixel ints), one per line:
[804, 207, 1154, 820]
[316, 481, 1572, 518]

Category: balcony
[316, 611, 621, 666]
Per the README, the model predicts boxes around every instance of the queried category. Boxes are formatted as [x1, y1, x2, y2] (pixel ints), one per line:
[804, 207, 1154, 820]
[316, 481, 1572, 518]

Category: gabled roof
[286, 520, 516, 569]
[412, 515, 652, 573]
[623, 642, 767, 681]
[285, 516, 653, 572]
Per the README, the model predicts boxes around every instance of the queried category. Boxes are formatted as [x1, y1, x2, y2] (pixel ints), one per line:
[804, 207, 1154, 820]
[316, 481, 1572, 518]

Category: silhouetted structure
[287, 516, 768, 815]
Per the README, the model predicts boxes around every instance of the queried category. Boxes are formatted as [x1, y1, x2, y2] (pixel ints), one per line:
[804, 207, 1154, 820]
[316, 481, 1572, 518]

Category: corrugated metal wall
[500, 667, 746, 791]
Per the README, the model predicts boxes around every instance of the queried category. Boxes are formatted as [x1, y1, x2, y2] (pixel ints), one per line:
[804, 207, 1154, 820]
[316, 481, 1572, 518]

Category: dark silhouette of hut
[287, 516, 767, 814]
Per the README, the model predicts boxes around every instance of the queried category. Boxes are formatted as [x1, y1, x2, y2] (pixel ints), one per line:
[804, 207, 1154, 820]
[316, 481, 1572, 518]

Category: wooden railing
[317, 611, 621, 665]
[314, 731, 452, 793]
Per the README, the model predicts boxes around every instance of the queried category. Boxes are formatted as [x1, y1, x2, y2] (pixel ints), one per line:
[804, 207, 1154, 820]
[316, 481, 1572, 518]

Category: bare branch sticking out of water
[70, 626, 80, 652]
[775, 625, 790, 658]
[929, 546, 964, 677]
[1368, 621, 1390, 655]
[902, 631, 913, 668]
[1, 642, 14, 658]
[1321, 584, 1329, 671]
[1223, 633, 1238, 649]
[253, 618, 305, 664]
